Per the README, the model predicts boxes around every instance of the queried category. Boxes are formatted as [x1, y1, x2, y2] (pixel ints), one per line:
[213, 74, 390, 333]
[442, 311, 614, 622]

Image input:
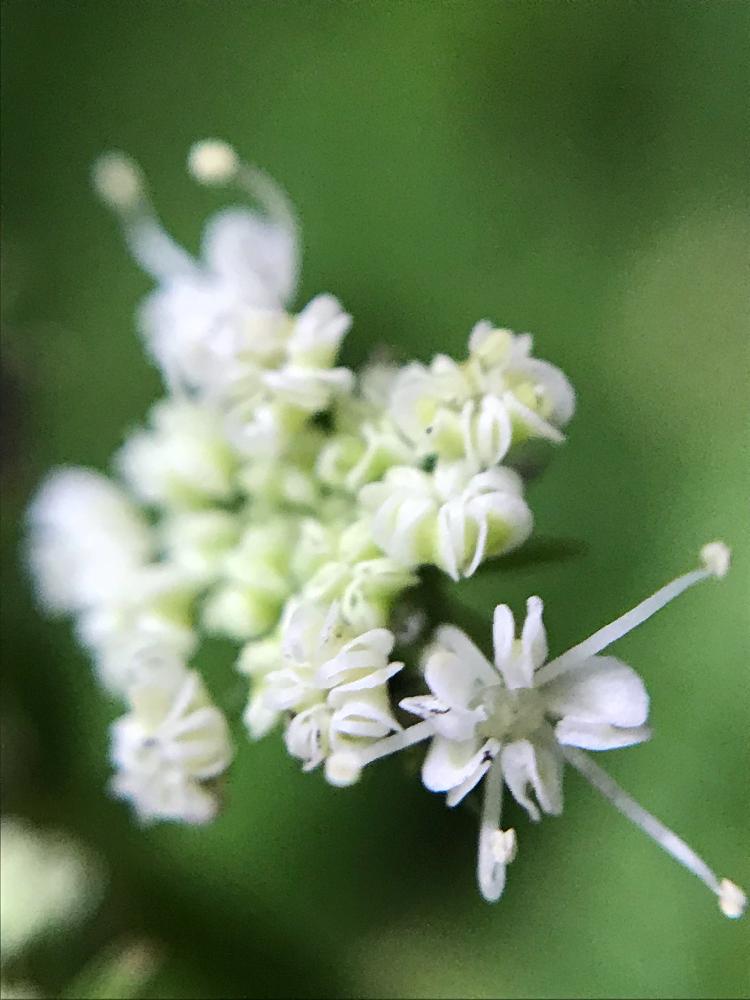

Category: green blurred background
[2, 1, 748, 997]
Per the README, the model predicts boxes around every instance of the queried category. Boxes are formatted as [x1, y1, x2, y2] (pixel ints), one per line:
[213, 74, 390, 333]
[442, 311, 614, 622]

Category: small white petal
[326, 663, 403, 706]
[542, 655, 649, 729]
[492, 604, 515, 671]
[201, 207, 296, 305]
[422, 735, 483, 793]
[554, 718, 651, 750]
[503, 391, 565, 443]
[433, 625, 499, 688]
[445, 739, 500, 807]
[284, 704, 329, 770]
[424, 647, 490, 712]
[400, 692, 485, 743]
[513, 356, 576, 426]
[501, 736, 563, 821]
[329, 690, 400, 739]
[399, 694, 449, 720]
[521, 596, 548, 671]
[243, 688, 280, 740]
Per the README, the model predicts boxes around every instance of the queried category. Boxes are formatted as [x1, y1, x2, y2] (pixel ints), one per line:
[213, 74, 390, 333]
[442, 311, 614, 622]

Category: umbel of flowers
[27, 141, 744, 919]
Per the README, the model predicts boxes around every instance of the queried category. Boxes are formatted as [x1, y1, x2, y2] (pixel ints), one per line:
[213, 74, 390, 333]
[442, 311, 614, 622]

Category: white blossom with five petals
[110, 651, 233, 824]
[359, 544, 745, 918]
[360, 460, 532, 580]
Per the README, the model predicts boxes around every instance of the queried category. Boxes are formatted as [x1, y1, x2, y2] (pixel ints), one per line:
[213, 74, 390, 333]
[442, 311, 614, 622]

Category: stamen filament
[538, 564, 712, 686]
[562, 746, 745, 917]
[93, 152, 195, 281]
[235, 163, 298, 239]
[358, 719, 434, 766]
[477, 756, 507, 902]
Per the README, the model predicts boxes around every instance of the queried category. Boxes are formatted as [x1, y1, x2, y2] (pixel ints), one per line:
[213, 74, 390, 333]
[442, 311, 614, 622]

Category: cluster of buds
[27, 141, 744, 918]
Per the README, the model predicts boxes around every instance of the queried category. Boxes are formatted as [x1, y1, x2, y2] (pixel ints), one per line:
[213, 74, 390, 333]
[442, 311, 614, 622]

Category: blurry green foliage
[1, 1, 748, 997]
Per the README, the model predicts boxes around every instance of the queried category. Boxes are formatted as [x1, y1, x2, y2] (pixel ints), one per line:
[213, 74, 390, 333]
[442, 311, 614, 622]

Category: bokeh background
[2, 1, 748, 997]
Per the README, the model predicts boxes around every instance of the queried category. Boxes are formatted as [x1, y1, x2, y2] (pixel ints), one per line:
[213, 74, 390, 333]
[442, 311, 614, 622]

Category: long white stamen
[358, 719, 434, 766]
[537, 543, 730, 685]
[92, 152, 195, 280]
[477, 756, 507, 902]
[563, 746, 745, 918]
[188, 138, 298, 240]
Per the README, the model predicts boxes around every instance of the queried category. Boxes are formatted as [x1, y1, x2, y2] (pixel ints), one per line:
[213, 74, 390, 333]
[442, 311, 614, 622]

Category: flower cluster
[27, 141, 744, 917]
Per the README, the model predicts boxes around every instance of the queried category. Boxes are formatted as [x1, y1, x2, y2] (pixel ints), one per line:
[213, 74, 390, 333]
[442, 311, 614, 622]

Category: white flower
[316, 417, 415, 492]
[360, 460, 532, 580]
[388, 325, 575, 464]
[286, 293, 352, 369]
[201, 518, 298, 641]
[0, 818, 102, 959]
[389, 354, 475, 459]
[236, 426, 324, 509]
[27, 468, 152, 615]
[117, 398, 236, 508]
[244, 601, 403, 778]
[95, 147, 354, 428]
[111, 656, 233, 824]
[261, 361, 353, 415]
[161, 509, 240, 583]
[237, 634, 287, 739]
[291, 516, 418, 631]
[302, 556, 417, 632]
[466, 322, 575, 443]
[218, 296, 353, 458]
[400, 599, 650, 821]
[111, 143, 299, 391]
[359, 543, 746, 917]
[75, 562, 197, 693]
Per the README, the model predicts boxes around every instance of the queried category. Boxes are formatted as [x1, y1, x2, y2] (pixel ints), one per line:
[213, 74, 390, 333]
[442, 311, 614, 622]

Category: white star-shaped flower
[241, 601, 403, 783]
[466, 321, 575, 444]
[117, 398, 237, 508]
[94, 146, 353, 438]
[110, 653, 233, 825]
[359, 543, 745, 917]
[27, 468, 153, 615]
[388, 323, 575, 466]
[360, 460, 532, 580]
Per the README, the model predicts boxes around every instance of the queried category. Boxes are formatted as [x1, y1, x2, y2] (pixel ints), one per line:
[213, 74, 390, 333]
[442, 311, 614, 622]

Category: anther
[700, 541, 731, 580]
[92, 152, 143, 210]
[718, 878, 746, 919]
[188, 140, 240, 185]
[325, 751, 362, 788]
[491, 828, 517, 864]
